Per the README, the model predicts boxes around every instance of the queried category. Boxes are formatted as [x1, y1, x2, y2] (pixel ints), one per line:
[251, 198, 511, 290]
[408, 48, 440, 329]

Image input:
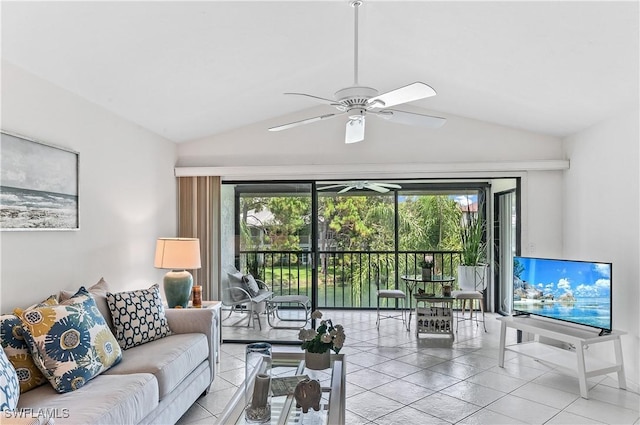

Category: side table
[266, 295, 311, 329]
[414, 295, 454, 338]
[400, 275, 455, 330]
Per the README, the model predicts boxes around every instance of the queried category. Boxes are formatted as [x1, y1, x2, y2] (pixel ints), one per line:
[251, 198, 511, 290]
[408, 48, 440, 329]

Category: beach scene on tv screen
[513, 257, 611, 329]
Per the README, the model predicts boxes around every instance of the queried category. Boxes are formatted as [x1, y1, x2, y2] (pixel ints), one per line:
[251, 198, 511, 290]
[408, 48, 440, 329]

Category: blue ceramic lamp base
[164, 270, 193, 308]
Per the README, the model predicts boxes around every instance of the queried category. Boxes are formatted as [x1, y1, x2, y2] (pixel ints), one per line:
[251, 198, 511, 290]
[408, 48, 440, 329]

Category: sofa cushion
[1, 296, 58, 393]
[17, 287, 122, 393]
[59, 278, 114, 333]
[16, 373, 158, 425]
[107, 284, 172, 350]
[0, 347, 19, 411]
[103, 333, 208, 400]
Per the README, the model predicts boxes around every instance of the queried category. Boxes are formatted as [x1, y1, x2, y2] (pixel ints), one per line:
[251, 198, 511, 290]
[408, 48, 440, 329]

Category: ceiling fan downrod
[350, 0, 363, 86]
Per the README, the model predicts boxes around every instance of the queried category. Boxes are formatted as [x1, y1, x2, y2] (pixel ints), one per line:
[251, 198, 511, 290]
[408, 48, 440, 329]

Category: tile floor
[177, 310, 639, 425]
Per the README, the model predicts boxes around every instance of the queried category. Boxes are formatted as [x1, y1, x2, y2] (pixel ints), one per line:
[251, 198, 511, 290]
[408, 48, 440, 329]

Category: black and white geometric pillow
[107, 284, 172, 350]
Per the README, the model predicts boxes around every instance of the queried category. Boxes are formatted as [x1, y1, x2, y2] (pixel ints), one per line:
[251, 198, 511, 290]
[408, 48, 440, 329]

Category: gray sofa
[9, 307, 217, 425]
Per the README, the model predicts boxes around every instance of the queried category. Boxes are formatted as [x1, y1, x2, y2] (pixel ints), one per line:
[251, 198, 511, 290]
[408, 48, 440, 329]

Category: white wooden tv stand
[497, 315, 626, 399]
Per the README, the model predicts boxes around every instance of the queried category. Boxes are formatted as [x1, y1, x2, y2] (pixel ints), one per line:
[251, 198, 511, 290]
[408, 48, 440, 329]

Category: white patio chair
[221, 265, 273, 330]
[453, 263, 488, 332]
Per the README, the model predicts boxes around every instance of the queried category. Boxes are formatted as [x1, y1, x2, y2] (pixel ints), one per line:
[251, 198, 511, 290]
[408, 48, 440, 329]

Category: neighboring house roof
[245, 209, 274, 227]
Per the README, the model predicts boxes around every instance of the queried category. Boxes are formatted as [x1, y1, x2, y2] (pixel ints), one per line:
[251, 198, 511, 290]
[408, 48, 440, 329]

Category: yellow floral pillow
[0, 295, 57, 393]
[17, 288, 122, 393]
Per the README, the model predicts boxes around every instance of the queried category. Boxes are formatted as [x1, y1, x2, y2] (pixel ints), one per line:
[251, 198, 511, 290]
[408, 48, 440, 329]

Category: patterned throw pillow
[107, 284, 172, 350]
[0, 347, 19, 411]
[59, 278, 113, 333]
[17, 288, 122, 393]
[243, 274, 260, 297]
[1, 295, 58, 393]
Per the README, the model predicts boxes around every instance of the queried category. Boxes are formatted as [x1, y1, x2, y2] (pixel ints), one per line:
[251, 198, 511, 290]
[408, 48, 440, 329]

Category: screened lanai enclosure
[219, 179, 518, 343]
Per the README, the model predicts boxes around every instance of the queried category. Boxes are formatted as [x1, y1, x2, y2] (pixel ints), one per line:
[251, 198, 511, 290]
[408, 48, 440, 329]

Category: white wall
[0, 62, 177, 312]
[563, 109, 640, 388]
[177, 105, 564, 167]
[522, 171, 564, 258]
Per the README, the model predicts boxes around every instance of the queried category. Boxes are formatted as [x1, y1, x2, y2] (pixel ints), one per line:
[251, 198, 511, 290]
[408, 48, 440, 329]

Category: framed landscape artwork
[0, 131, 79, 230]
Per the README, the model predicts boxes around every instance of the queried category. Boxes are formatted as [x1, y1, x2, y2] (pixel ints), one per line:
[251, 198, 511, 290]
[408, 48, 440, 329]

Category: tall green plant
[459, 200, 486, 266]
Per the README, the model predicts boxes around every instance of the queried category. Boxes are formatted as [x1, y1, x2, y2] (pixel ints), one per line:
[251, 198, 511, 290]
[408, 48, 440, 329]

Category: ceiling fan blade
[345, 117, 365, 144]
[374, 109, 446, 128]
[318, 184, 347, 191]
[269, 113, 341, 132]
[284, 92, 338, 106]
[338, 186, 354, 194]
[365, 184, 390, 193]
[375, 183, 402, 189]
[367, 82, 437, 109]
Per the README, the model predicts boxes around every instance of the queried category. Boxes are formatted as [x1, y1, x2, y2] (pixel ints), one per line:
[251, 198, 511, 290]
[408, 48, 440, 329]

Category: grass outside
[261, 265, 430, 308]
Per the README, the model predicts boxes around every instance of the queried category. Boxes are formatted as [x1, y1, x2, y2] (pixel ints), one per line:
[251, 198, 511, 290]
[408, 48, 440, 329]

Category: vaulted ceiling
[2, 1, 638, 143]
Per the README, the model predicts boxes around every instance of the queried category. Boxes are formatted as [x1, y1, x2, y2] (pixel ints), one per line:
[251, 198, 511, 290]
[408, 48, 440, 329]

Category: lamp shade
[154, 238, 201, 270]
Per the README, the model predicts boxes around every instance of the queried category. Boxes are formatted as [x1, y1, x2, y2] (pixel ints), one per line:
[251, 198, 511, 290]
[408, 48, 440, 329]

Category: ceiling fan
[269, 0, 446, 144]
[319, 181, 402, 194]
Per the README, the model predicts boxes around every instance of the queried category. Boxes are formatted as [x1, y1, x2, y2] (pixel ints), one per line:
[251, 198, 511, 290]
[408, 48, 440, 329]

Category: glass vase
[245, 342, 272, 423]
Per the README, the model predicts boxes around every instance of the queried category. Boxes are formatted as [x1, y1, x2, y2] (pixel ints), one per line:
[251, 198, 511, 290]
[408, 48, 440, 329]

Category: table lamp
[154, 237, 201, 308]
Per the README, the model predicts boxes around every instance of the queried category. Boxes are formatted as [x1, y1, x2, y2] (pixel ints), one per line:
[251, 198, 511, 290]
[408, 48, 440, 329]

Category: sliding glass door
[315, 184, 396, 308]
[236, 182, 313, 298]
[220, 179, 513, 343]
[494, 189, 519, 314]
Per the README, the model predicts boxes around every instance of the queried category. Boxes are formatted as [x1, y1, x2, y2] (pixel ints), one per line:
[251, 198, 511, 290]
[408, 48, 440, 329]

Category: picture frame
[0, 131, 79, 231]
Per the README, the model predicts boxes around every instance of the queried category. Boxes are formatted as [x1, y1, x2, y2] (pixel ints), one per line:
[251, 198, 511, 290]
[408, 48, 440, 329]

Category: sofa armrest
[165, 308, 217, 385]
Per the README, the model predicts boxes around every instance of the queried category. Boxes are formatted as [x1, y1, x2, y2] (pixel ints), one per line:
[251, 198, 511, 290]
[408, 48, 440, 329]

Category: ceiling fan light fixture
[345, 117, 365, 144]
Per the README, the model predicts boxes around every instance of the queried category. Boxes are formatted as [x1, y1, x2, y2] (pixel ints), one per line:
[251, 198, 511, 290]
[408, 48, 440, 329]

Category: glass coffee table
[217, 350, 346, 425]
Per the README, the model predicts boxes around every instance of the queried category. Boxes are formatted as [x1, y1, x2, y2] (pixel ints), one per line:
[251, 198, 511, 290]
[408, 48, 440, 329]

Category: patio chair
[373, 264, 407, 329]
[221, 265, 273, 330]
[453, 263, 488, 332]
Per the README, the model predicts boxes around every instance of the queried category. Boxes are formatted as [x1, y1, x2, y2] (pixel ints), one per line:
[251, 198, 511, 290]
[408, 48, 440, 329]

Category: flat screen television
[513, 256, 612, 332]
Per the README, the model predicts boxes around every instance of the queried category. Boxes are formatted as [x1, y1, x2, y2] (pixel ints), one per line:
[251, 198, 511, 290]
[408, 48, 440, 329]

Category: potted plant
[298, 310, 345, 370]
[458, 201, 488, 291]
[418, 255, 434, 281]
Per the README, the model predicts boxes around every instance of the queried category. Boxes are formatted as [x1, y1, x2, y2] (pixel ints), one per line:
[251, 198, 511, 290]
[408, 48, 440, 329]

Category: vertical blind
[177, 176, 221, 301]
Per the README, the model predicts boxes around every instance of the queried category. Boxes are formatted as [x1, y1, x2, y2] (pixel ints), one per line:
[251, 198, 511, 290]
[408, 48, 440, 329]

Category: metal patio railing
[238, 250, 462, 308]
